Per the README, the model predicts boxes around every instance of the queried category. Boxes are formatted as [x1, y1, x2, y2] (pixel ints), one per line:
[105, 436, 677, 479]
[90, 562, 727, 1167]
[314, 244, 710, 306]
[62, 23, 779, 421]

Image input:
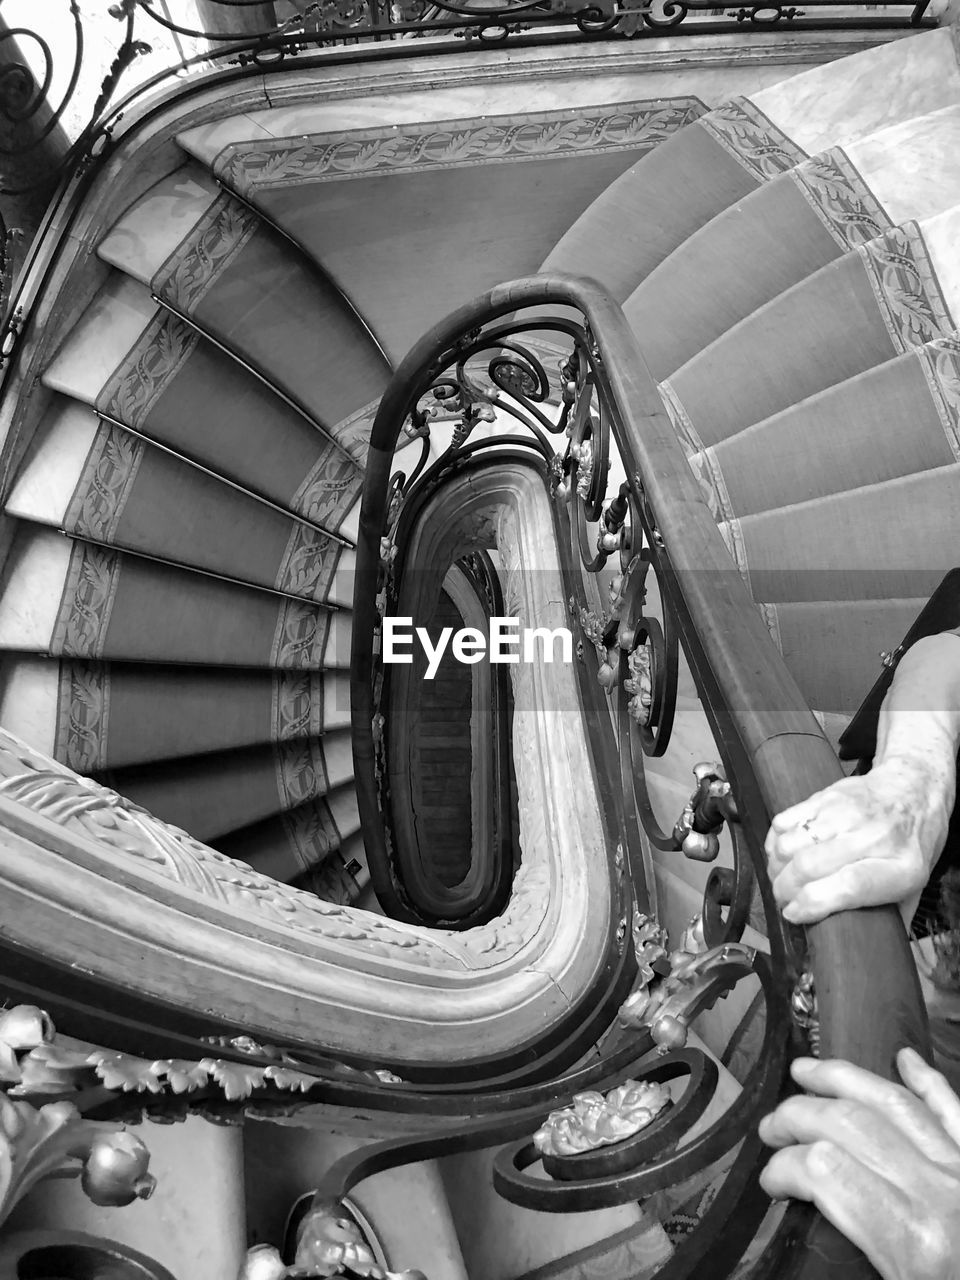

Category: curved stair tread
[695, 339, 960, 520]
[623, 104, 960, 381]
[99, 182, 391, 455]
[42, 274, 160, 404]
[0, 656, 348, 773]
[100, 732, 354, 842]
[177, 77, 711, 172]
[719, 464, 960, 605]
[7, 402, 355, 605]
[0, 525, 349, 668]
[543, 25, 960, 302]
[41, 282, 365, 531]
[763, 596, 932, 718]
[180, 91, 706, 367]
[96, 160, 222, 283]
[541, 115, 763, 303]
[661, 208, 960, 454]
[214, 788, 362, 884]
[748, 25, 960, 157]
[289, 842, 370, 906]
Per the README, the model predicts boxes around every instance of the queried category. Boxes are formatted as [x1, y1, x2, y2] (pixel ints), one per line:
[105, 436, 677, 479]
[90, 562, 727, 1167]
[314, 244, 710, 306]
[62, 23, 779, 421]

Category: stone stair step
[100, 732, 354, 841]
[7, 400, 354, 605]
[0, 525, 349, 668]
[0, 655, 349, 772]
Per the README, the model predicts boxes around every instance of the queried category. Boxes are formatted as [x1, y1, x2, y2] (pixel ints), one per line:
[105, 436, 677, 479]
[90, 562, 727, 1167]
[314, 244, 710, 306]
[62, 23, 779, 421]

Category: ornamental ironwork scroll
[346, 279, 827, 1276]
[0, 0, 936, 206]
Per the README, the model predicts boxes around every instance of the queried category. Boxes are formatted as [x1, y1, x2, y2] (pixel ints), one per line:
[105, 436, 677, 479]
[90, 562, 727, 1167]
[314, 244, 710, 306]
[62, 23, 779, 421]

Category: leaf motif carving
[92, 1053, 166, 1094]
[203, 1060, 267, 1101]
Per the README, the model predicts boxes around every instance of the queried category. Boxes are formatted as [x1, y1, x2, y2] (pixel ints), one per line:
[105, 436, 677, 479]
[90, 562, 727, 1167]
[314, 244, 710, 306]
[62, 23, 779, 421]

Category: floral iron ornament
[239, 1197, 427, 1280]
[533, 1079, 671, 1157]
[0, 1004, 155, 1229]
[619, 941, 758, 1053]
[4, 1020, 401, 1112]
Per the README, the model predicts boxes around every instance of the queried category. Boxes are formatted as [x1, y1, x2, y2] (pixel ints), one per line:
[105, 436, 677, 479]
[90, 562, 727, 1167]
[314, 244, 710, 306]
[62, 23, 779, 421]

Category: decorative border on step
[0, 727, 468, 971]
[330, 399, 380, 469]
[281, 799, 341, 874]
[916, 336, 960, 463]
[65, 424, 145, 544]
[97, 312, 199, 430]
[272, 671, 325, 742]
[56, 661, 111, 774]
[684, 446, 736, 525]
[788, 148, 891, 251]
[292, 444, 364, 528]
[698, 98, 807, 183]
[152, 192, 260, 314]
[270, 598, 332, 668]
[715, 517, 753, 595]
[52, 543, 123, 660]
[657, 379, 704, 456]
[275, 523, 341, 602]
[210, 98, 708, 192]
[756, 601, 784, 654]
[274, 738, 329, 811]
[857, 221, 955, 354]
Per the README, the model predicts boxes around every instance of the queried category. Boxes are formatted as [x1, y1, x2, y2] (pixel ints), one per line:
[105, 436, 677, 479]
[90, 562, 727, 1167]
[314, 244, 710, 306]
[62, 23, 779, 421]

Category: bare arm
[766, 630, 960, 924]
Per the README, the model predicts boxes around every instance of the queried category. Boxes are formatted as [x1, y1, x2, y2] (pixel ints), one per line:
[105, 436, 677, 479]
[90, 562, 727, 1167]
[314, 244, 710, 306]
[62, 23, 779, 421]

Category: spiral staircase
[0, 12, 959, 1280]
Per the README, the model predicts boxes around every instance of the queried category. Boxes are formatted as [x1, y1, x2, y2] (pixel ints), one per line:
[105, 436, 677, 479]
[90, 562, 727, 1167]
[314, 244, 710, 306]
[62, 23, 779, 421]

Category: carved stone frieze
[0, 728, 468, 971]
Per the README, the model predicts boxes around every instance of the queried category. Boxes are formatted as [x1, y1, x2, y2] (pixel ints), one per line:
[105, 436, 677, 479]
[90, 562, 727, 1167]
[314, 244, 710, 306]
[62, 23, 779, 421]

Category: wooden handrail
[353, 269, 928, 1071]
[351, 271, 931, 1276]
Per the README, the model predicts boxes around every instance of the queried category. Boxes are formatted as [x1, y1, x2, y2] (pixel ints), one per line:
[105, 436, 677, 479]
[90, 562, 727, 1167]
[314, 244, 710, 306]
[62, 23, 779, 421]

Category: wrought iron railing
[348, 272, 930, 1278]
[0, 0, 941, 375]
[0, 0, 938, 202]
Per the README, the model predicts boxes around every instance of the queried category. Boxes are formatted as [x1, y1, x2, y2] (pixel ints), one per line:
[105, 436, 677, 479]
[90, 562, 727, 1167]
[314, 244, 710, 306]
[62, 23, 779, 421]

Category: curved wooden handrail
[350, 271, 930, 1277]
[352, 269, 928, 1071]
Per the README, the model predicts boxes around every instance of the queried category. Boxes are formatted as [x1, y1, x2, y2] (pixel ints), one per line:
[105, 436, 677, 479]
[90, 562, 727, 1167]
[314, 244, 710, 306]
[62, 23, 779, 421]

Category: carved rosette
[533, 1080, 671, 1157]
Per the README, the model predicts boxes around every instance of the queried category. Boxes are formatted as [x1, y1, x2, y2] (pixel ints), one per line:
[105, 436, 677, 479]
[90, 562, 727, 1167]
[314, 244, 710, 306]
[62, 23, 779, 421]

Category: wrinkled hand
[759, 1052, 960, 1280]
[765, 760, 951, 924]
